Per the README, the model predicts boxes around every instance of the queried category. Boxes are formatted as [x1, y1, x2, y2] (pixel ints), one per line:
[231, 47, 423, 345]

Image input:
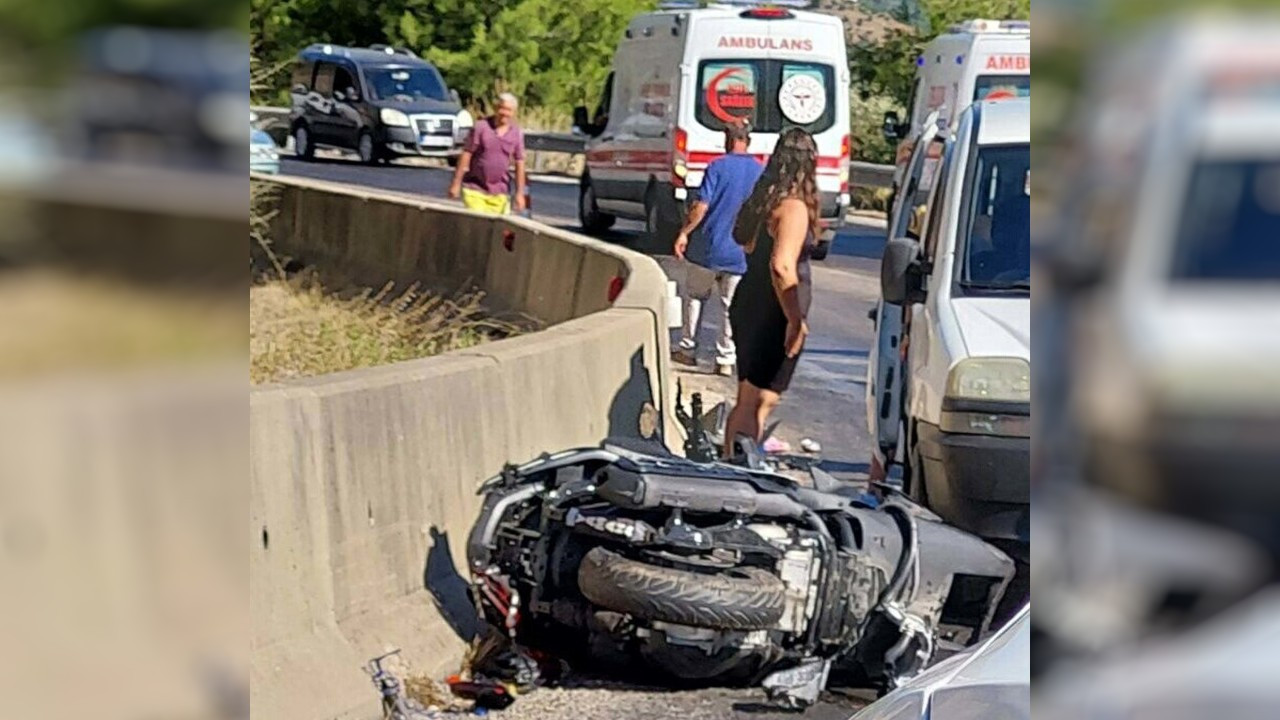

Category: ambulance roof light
[949, 18, 1031, 34]
[658, 0, 811, 10]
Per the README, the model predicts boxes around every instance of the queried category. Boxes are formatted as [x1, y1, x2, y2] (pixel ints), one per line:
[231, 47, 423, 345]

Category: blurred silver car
[250, 125, 280, 174]
[850, 605, 1028, 720]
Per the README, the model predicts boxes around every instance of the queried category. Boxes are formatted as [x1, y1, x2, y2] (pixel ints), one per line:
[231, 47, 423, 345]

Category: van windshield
[1171, 159, 1280, 281]
[959, 144, 1031, 293]
[366, 66, 449, 102]
[973, 75, 1030, 102]
[696, 59, 835, 134]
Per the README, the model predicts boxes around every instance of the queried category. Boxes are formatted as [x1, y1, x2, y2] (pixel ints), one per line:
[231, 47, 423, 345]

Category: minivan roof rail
[658, 0, 811, 10]
[369, 43, 418, 58]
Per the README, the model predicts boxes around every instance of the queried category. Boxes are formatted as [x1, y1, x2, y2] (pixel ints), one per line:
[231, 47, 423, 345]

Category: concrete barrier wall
[251, 176, 673, 719]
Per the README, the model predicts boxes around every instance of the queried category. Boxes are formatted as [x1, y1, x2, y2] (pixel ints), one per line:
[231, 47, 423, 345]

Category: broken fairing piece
[762, 657, 832, 708]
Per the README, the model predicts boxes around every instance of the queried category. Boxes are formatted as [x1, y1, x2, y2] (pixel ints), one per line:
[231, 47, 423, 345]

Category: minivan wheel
[578, 176, 616, 234]
[357, 132, 377, 164]
[644, 190, 677, 253]
[293, 124, 314, 160]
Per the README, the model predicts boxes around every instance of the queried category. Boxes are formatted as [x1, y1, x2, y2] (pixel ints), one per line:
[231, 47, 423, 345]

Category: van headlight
[946, 358, 1030, 403]
[942, 358, 1030, 437]
[380, 108, 411, 127]
[455, 109, 474, 143]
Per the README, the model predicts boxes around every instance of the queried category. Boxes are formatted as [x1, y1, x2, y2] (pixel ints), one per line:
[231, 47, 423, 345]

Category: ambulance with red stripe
[573, 0, 850, 260]
[882, 19, 1030, 193]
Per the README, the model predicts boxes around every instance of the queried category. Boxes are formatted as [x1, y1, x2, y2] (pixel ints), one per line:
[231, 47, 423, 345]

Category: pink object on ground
[762, 437, 791, 454]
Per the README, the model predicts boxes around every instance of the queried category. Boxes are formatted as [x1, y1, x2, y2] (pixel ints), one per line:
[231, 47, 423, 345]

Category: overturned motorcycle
[466, 406, 1015, 707]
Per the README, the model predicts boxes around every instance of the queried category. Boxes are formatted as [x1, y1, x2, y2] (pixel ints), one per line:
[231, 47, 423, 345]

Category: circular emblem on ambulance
[777, 74, 826, 124]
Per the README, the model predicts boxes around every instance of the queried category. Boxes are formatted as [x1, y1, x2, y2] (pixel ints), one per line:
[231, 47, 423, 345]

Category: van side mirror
[881, 236, 925, 304]
[1042, 242, 1104, 292]
[572, 106, 591, 135]
[882, 111, 904, 143]
[450, 88, 461, 104]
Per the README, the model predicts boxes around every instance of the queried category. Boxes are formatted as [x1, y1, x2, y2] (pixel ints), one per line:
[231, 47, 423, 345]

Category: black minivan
[289, 44, 471, 164]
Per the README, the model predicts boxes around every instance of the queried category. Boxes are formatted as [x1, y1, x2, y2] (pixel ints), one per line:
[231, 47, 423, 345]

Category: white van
[573, 0, 851, 259]
[874, 98, 1030, 557]
[882, 19, 1029, 188]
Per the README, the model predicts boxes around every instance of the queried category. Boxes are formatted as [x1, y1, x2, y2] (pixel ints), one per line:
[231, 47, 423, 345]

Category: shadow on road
[424, 526, 480, 642]
[803, 348, 869, 359]
[828, 227, 886, 261]
[817, 459, 871, 477]
[284, 155, 434, 171]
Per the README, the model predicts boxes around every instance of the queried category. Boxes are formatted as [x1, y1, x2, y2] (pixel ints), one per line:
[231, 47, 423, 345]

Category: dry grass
[0, 270, 243, 378]
[250, 271, 526, 385]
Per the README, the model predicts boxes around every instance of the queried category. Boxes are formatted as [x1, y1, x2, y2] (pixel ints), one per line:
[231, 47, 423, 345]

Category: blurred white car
[250, 124, 280, 175]
[850, 605, 1029, 720]
[1066, 21, 1280, 529]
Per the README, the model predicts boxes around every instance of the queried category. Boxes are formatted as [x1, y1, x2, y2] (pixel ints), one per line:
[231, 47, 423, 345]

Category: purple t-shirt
[463, 118, 525, 196]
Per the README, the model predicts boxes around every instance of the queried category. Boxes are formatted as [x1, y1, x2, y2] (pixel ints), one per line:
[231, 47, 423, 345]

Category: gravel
[487, 678, 870, 720]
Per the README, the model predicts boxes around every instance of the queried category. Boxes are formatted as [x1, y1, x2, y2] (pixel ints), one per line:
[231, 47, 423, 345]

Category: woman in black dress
[724, 128, 819, 456]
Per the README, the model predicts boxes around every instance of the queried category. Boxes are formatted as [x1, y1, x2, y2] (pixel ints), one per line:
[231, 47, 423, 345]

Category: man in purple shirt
[448, 92, 527, 215]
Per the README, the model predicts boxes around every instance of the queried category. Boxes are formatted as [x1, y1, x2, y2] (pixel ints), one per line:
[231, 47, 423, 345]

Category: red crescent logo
[706, 66, 751, 123]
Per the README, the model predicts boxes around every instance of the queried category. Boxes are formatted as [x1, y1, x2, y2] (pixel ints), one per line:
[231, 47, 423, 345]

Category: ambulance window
[974, 75, 1030, 102]
[697, 61, 760, 129]
[777, 63, 835, 133]
[696, 60, 835, 134]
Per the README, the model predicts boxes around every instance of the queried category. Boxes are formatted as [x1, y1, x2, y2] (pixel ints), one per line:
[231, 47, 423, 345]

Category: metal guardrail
[251, 106, 895, 188]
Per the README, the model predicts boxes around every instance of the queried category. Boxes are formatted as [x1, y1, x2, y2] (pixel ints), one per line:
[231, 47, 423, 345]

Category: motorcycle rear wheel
[577, 547, 786, 631]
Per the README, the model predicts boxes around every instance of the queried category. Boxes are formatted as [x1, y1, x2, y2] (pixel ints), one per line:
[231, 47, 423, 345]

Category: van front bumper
[381, 126, 460, 157]
[916, 410, 1029, 543]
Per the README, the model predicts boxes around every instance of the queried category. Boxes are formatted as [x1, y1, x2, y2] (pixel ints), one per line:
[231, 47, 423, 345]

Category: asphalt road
[278, 155, 888, 718]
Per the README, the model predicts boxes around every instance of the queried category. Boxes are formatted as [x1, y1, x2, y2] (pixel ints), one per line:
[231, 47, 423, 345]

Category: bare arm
[769, 199, 809, 324]
[515, 159, 527, 197]
[448, 151, 472, 197]
[678, 201, 709, 236]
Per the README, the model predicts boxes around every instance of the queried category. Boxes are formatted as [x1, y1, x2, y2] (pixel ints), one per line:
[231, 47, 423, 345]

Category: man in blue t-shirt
[673, 120, 764, 376]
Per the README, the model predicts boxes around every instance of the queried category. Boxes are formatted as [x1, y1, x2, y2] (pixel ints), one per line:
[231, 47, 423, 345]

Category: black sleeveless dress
[728, 223, 812, 393]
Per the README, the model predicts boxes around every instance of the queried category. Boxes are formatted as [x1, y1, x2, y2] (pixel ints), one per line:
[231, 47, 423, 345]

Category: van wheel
[579, 176, 616, 234]
[811, 239, 831, 261]
[357, 132, 378, 165]
[645, 189, 678, 254]
[293, 124, 315, 161]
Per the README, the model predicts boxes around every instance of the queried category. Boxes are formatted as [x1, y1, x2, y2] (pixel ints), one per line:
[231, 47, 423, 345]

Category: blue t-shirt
[688, 153, 763, 274]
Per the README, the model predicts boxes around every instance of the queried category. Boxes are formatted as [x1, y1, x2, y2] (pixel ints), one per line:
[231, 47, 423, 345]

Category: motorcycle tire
[577, 547, 786, 631]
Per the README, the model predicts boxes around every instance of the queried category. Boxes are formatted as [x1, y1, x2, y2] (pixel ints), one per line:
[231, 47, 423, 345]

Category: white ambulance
[882, 19, 1030, 188]
[573, 0, 851, 260]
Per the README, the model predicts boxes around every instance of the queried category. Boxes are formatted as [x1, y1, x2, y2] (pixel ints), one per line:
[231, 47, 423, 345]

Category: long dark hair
[733, 127, 820, 250]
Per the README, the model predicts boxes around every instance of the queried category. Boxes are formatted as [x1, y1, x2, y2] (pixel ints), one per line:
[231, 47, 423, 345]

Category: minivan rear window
[696, 59, 835, 134]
